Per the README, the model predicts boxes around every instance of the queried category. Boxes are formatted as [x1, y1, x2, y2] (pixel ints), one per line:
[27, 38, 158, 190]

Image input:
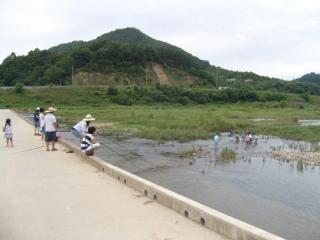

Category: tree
[15, 82, 24, 94]
[71, 48, 92, 68]
[44, 66, 65, 85]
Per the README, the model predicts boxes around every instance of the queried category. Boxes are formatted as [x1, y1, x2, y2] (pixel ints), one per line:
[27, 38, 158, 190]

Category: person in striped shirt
[81, 126, 100, 156]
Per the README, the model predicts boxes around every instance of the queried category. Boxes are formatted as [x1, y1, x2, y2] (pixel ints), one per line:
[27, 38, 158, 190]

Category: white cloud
[0, 0, 319, 79]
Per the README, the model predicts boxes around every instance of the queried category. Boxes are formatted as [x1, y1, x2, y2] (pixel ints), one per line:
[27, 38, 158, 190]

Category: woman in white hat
[71, 114, 95, 139]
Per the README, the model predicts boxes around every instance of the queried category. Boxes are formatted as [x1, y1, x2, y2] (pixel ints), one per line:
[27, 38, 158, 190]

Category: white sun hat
[46, 107, 57, 113]
[83, 114, 95, 121]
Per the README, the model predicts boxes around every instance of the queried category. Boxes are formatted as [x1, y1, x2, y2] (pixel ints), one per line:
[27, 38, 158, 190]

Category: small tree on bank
[15, 82, 24, 94]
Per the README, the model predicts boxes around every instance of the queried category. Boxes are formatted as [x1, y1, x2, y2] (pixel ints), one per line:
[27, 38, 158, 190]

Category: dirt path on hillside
[152, 63, 171, 85]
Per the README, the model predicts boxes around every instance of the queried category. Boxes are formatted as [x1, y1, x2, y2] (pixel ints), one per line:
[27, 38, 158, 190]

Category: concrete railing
[15, 110, 285, 240]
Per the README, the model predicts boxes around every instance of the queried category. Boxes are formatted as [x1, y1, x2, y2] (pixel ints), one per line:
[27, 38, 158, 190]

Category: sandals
[51, 148, 58, 151]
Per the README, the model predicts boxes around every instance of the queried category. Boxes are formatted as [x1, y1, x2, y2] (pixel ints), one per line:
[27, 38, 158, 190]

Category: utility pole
[216, 71, 218, 89]
[71, 65, 74, 85]
[145, 63, 148, 85]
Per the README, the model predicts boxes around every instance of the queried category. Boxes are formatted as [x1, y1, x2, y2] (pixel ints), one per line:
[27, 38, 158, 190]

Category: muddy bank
[272, 151, 320, 166]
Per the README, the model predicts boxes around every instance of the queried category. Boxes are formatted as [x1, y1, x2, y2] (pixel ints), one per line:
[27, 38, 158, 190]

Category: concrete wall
[15, 110, 285, 240]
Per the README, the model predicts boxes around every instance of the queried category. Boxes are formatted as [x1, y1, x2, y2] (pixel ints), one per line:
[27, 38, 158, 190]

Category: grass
[177, 146, 204, 158]
[3, 86, 320, 142]
[218, 147, 236, 161]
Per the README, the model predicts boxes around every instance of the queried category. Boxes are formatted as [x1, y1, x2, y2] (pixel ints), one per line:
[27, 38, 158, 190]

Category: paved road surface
[0, 109, 226, 240]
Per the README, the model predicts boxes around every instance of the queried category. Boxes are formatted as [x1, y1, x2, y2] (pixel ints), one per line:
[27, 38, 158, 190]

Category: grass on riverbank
[15, 104, 320, 143]
[3, 86, 320, 142]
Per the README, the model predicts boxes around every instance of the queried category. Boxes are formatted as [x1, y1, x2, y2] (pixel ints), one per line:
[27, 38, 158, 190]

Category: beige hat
[46, 107, 57, 113]
[83, 114, 95, 121]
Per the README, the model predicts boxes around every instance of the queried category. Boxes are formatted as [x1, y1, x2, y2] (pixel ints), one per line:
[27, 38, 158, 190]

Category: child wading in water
[3, 118, 13, 147]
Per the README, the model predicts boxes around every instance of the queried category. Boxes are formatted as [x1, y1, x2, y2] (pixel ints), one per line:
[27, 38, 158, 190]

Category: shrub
[300, 93, 311, 103]
[218, 147, 236, 161]
[15, 82, 24, 94]
[111, 94, 133, 105]
[106, 86, 119, 96]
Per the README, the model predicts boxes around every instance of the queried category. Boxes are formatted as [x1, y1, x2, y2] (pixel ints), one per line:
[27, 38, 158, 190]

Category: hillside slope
[1, 27, 320, 95]
[295, 72, 320, 84]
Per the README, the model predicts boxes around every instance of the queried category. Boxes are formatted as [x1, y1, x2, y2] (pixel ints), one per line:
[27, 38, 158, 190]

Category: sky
[0, 0, 319, 80]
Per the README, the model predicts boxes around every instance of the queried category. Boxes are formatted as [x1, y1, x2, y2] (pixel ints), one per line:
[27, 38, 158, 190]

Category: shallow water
[299, 119, 320, 126]
[60, 131, 320, 240]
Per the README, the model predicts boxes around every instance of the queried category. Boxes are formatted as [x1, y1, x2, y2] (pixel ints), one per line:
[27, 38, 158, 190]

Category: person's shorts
[40, 127, 45, 133]
[45, 131, 56, 142]
[71, 128, 81, 138]
[82, 143, 100, 155]
[34, 121, 40, 128]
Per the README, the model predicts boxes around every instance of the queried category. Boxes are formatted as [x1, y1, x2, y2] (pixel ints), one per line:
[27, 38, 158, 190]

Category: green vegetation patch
[3, 86, 320, 142]
[218, 147, 236, 161]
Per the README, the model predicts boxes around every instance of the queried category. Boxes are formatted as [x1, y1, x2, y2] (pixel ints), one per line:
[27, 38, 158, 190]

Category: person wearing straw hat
[71, 114, 95, 139]
[44, 107, 58, 151]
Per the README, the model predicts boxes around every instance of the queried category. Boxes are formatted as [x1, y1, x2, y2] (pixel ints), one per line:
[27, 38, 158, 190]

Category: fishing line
[14, 145, 45, 154]
[96, 132, 142, 157]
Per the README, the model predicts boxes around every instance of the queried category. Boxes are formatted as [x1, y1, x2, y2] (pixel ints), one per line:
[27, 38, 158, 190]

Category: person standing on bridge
[3, 118, 13, 147]
[44, 107, 58, 151]
[71, 114, 95, 139]
[33, 107, 41, 136]
[39, 107, 45, 141]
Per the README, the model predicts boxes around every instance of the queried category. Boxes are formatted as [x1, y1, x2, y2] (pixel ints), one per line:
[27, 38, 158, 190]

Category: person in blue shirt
[33, 107, 40, 136]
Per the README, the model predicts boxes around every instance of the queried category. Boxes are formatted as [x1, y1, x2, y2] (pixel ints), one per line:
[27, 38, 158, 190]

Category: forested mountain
[295, 73, 320, 84]
[0, 27, 320, 95]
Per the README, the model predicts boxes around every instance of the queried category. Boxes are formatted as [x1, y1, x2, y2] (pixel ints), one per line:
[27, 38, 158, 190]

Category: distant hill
[0, 27, 211, 86]
[295, 73, 320, 84]
[94, 28, 166, 48]
[49, 40, 86, 53]
[1, 27, 320, 95]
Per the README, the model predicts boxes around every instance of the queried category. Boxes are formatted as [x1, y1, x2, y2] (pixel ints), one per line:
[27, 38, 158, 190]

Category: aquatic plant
[310, 143, 320, 152]
[177, 146, 202, 158]
[271, 146, 282, 151]
[297, 159, 304, 172]
[218, 147, 236, 161]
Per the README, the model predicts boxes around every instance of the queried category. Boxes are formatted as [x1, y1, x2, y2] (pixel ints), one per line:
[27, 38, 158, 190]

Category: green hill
[295, 72, 320, 84]
[1, 27, 320, 95]
[0, 27, 211, 86]
[49, 40, 87, 53]
[94, 28, 165, 47]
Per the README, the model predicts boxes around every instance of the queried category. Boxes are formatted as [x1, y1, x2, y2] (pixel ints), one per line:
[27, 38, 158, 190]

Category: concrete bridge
[0, 110, 284, 240]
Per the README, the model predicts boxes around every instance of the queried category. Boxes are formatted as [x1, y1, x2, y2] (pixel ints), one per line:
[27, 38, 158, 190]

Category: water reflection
[59, 131, 320, 240]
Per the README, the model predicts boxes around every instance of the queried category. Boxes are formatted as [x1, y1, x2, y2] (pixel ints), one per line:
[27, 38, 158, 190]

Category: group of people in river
[31, 107, 100, 155]
[212, 128, 258, 145]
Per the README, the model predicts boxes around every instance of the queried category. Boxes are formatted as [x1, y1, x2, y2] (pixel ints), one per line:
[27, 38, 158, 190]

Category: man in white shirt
[44, 107, 58, 151]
